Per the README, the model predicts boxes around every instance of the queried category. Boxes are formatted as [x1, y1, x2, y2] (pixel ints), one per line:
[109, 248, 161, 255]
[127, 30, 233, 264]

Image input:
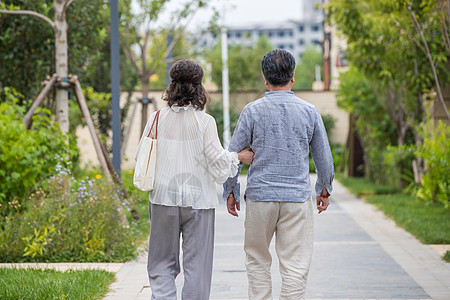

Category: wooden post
[24, 74, 58, 129]
[70, 76, 110, 177]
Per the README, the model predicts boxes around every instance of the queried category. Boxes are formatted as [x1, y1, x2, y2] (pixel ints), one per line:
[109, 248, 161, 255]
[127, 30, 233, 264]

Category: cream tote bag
[134, 110, 160, 191]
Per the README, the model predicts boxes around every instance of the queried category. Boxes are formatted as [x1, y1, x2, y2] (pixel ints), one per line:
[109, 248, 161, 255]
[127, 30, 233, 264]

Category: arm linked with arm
[222, 108, 253, 202]
[310, 108, 334, 196]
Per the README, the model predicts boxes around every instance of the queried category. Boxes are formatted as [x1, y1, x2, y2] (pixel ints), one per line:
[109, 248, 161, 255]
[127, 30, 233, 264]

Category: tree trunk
[54, 0, 69, 133]
[398, 126, 407, 147]
[121, 97, 139, 161]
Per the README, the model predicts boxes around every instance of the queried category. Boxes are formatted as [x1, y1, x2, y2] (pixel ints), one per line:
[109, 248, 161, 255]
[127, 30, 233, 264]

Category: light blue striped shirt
[223, 91, 334, 202]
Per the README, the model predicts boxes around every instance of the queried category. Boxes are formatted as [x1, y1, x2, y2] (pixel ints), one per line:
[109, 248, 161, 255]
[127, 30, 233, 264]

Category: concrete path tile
[103, 174, 450, 299]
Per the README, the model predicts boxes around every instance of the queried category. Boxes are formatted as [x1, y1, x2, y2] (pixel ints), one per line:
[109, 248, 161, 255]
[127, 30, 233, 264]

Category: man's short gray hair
[261, 49, 296, 86]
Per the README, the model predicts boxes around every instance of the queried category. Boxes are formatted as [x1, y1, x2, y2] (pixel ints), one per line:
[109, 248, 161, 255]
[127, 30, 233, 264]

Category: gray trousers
[147, 203, 215, 300]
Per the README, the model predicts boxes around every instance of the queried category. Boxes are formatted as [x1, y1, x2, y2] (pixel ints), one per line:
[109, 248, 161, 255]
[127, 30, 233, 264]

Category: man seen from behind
[223, 49, 334, 300]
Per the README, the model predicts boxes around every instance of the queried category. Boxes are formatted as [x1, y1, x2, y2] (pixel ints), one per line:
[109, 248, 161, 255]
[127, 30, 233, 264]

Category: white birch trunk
[54, 0, 69, 133]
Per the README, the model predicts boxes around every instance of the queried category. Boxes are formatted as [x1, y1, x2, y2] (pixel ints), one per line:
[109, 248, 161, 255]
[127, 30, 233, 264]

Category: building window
[299, 39, 304, 45]
[289, 44, 293, 49]
[268, 31, 273, 37]
[278, 44, 285, 49]
[312, 39, 321, 45]
[289, 30, 293, 37]
[298, 25, 304, 32]
[227, 33, 230, 38]
[278, 31, 285, 37]
[235, 31, 242, 38]
[311, 25, 320, 31]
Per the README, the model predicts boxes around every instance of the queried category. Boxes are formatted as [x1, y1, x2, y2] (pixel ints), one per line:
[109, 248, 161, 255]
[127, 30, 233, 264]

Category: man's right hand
[316, 188, 331, 214]
[227, 196, 240, 217]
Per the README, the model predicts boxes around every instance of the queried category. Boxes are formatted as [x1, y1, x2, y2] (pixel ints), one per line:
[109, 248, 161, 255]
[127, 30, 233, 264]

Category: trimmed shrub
[0, 87, 75, 212]
[0, 170, 147, 262]
[416, 121, 450, 208]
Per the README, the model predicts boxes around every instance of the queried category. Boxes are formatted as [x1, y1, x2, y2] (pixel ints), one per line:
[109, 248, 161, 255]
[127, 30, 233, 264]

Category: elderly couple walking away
[135, 49, 334, 300]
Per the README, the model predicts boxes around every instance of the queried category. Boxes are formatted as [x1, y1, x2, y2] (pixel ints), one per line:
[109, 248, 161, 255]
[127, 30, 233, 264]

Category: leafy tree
[406, 0, 450, 119]
[328, 0, 450, 146]
[330, 0, 450, 195]
[0, 1, 54, 102]
[0, 0, 110, 133]
[336, 66, 397, 181]
[134, 29, 191, 91]
[205, 35, 272, 91]
[119, 0, 208, 133]
[293, 45, 323, 90]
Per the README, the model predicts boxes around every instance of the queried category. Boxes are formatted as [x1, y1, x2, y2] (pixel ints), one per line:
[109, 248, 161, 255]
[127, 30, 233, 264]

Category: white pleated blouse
[135, 104, 239, 209]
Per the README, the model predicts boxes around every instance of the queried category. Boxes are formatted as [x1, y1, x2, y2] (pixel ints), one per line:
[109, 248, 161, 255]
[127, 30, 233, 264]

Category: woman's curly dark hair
[162, 60, 210, 110]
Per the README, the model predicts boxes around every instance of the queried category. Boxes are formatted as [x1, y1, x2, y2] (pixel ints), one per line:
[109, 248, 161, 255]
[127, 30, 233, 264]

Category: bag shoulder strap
[147, 110, 161, 139]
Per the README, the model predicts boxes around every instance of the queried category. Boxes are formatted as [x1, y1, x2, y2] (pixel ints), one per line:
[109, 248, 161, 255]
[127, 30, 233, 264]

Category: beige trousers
[244, 198, 314, 300]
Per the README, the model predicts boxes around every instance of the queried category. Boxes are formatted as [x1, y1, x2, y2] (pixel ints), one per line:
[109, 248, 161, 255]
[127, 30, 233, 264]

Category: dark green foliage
[321, 114, 336, 142]
[0, 1, 54, 102]
[293, 45, 323, 90]
[416, 121, 450, 208]
[206, 100, 240, 145]
[0, 88, 76, 210]
[382, 145, 417, 189]
[0, 171, 148, 262]
[336, 66, 398, 183]
[444, 251, 450, 263]
[329, 0, 450, 203]
[0, 0, 110, 101]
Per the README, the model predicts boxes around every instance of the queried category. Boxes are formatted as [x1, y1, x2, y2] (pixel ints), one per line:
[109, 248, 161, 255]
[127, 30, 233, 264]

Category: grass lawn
[334, 172, 398, 196]
[444, 251, 450, 263]
[366, 193, 450, 244]
[0, 268, 114, 300]
[335, 172, 450, 262]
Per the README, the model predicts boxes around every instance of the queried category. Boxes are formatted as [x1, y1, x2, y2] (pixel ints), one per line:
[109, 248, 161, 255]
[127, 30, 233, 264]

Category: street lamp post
[221, 16, 231, 149]
[110, 0, 121, 177]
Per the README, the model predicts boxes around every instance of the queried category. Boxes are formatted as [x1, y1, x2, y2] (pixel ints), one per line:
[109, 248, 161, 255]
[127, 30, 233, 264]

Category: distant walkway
[104, 174, 450, 300]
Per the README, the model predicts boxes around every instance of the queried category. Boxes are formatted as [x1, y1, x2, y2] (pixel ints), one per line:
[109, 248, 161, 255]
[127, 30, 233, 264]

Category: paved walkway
[104, 175, 450, 300]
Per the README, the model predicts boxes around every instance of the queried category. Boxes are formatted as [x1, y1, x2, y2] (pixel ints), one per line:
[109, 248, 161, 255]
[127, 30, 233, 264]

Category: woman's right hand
[238, 148, 254, 165]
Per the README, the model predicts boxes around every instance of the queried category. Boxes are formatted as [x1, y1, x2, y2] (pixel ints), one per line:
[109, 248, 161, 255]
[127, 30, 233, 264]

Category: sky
[191, 0, 304, 29]
[155, 0, 306, 31]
